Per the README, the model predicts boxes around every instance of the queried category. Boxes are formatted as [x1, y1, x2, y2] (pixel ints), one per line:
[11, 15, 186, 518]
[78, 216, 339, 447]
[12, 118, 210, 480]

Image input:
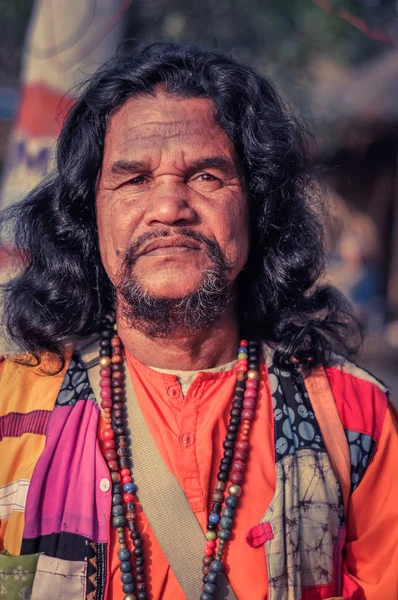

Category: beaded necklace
[98, 315, 261, 600]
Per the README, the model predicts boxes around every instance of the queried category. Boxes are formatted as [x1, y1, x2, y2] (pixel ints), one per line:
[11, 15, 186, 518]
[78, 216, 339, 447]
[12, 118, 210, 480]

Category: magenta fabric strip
[0, 410, 50, 441]
[332, 525, 347, 596]
[23, 399, 110, 543]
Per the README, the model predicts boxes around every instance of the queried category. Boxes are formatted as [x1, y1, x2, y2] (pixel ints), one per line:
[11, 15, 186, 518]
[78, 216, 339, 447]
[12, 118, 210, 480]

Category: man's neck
[116, 309, 240, 371]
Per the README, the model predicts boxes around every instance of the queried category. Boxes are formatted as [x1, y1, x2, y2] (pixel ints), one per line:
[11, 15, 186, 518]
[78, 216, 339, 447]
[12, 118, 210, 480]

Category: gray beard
[116, 229, 233, 338]
[118, 268, 232, 338]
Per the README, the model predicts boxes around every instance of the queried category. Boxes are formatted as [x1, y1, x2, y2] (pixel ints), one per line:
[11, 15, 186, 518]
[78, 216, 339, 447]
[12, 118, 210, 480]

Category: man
[0, 42, 397, 600]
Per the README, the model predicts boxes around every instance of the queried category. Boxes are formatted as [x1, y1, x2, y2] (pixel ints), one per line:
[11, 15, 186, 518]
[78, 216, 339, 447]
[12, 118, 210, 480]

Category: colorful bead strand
[201, 340, 261, 600]
[99, 317, 148, 600]
[98, 320, 261, 600]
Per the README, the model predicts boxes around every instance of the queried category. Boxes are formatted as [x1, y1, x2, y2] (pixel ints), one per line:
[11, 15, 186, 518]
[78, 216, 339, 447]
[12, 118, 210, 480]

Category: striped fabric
[0, 410, 50, 441]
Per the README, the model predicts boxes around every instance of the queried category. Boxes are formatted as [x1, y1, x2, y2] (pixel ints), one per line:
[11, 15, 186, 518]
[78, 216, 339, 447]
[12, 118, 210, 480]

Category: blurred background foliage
[1, 0, 396, 92]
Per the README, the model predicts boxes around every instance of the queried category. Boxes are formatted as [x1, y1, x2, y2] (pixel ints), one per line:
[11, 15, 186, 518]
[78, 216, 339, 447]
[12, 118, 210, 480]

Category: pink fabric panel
[23, 400, 110, 543]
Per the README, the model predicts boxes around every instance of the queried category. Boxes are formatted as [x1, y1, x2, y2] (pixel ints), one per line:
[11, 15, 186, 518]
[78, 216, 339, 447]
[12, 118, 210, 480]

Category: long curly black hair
[1, 42, 361, 370]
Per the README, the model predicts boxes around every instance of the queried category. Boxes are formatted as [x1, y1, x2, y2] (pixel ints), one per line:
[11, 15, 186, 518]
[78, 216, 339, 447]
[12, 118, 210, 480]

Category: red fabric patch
[342, 567, 363, 599]
[0, 410, 50, 441]
[301, 584, 334, 599]
[301, 582, 361, 600]
[326, 366, 387, 441]
[245, 522, 274, 547]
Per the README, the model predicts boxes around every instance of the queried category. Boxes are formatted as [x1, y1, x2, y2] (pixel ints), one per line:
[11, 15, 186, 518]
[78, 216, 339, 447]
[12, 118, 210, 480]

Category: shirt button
[168, 386, 180, 398]
[99, 477, 110, 492]
[180, 432, 195, 447]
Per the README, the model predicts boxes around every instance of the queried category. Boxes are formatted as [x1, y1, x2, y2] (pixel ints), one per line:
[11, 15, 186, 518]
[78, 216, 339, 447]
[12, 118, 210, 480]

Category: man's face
[96, 91, 249, 308]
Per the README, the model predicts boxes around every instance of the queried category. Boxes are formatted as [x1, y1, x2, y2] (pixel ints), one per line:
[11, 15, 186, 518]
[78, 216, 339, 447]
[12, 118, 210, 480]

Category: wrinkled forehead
[103, 93, 233, 154]
[110, 120, 216, 150]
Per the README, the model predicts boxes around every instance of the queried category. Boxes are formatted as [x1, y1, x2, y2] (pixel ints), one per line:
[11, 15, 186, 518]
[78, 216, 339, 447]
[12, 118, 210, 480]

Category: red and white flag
[0, 0, 130, 209]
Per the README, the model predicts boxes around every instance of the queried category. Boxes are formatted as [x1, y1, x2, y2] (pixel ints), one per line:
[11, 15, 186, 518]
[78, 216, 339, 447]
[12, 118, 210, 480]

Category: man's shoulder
[325, 358, 389, 442]
[327, 356, 388, 393]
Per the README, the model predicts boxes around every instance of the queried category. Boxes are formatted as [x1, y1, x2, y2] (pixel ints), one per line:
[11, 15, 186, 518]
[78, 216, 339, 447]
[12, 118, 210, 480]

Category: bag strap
[305, 366, 351, 516]
[82, 342, 238, 600]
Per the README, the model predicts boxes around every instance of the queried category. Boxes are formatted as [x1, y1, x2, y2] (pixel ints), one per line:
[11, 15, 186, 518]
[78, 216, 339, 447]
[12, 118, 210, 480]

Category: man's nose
[143, 181, 196, 227]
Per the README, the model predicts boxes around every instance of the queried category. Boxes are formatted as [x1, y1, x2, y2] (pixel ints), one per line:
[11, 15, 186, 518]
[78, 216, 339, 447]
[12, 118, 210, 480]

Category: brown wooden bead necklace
[98, 316, 261, 600]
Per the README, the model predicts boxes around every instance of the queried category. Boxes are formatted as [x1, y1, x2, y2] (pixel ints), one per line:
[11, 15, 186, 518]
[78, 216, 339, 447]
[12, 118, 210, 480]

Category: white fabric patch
[31, 555, 86, 600]
[0, 479, 30, 518]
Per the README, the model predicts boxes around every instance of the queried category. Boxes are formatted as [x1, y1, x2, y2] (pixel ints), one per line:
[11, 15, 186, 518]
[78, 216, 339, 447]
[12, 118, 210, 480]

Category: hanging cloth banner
[0, 0, 131, 210]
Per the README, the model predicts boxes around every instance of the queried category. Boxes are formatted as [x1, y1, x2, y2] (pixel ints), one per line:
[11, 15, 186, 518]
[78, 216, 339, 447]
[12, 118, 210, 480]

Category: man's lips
[137, 237, 202, 257]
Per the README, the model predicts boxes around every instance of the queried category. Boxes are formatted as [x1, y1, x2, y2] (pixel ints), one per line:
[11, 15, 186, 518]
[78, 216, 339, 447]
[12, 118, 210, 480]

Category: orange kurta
[105, 351, 275, 600]
[102, 351, 398, 600]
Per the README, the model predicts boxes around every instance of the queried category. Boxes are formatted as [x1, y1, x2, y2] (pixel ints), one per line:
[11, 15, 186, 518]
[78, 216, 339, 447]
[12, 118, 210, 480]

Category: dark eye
[126, 175, 147, 186]
[193, 173, 220, 183]
[189, 172, 223, 192]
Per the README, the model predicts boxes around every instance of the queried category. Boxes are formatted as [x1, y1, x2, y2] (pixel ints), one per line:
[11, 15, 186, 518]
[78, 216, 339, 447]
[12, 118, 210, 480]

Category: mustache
[116, 227, 233, 337]
[122, 228, 230, 271]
